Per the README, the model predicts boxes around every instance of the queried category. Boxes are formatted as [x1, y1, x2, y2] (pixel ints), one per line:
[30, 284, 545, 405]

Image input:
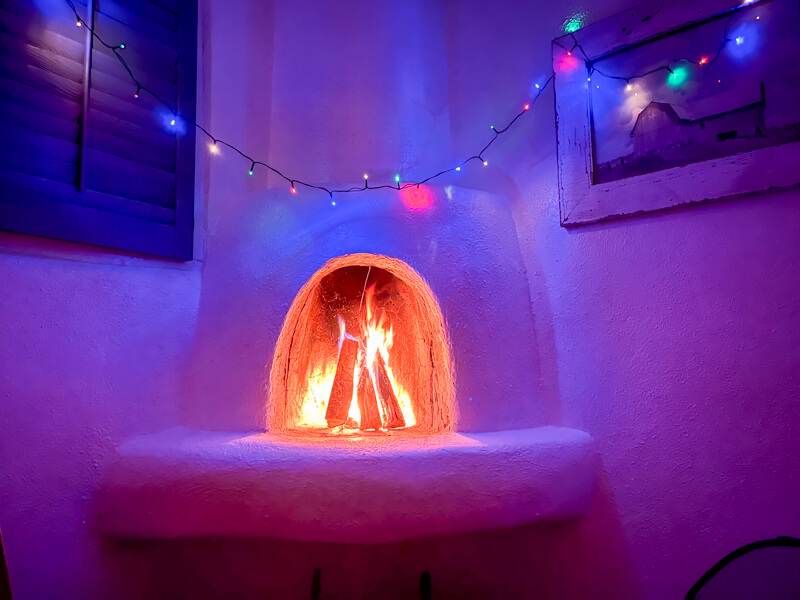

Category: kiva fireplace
[95, 185, 600, 544]
[269, 254, 454, 437]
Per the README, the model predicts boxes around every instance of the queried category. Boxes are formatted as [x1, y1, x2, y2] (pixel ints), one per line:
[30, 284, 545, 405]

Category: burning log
[357, 363, 382, 430]
[325, 338, 359, 427]
[374, 353, 405, 429]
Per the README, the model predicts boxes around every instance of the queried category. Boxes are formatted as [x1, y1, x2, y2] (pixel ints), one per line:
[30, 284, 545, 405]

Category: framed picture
[552, 0, 800, 226]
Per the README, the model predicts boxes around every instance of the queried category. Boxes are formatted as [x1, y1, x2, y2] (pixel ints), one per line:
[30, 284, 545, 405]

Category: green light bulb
[563, 12, 586, 33]
[667, 66, 689, 87]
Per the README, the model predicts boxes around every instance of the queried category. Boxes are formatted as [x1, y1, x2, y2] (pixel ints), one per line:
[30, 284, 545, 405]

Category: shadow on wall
[101, 470, 637, 599]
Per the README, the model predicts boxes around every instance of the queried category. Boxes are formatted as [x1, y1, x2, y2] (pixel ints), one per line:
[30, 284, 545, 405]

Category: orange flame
[298, 284, 415, 431]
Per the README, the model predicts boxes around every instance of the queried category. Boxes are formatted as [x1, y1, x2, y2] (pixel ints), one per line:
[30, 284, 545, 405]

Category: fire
[297, 284, 415, 431]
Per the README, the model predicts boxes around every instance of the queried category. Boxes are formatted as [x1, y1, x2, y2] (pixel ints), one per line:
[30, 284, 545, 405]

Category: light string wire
[557, 8, 741, 83]
[65, 0, 551, 198]
[66, 0, 755, 198]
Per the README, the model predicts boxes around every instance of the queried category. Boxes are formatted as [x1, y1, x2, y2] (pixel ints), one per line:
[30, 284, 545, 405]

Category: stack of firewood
[325, 338, 405, 430]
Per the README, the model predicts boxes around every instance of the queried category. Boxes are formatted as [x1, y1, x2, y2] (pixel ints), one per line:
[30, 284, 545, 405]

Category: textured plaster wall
[0, 235, 201, 599]
[443, 0, 800, 598]
[265, 0, 452, 185]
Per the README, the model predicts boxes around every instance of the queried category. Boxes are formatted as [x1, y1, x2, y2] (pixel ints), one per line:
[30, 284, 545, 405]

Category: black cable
[686, 536, 800, 599]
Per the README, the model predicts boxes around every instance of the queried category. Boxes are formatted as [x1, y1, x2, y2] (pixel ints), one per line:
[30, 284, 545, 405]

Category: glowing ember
[297, 284, 415, 432]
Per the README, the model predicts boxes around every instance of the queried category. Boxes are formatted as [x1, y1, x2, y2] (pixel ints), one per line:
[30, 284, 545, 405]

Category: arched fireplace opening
[268, 254, 454, 436]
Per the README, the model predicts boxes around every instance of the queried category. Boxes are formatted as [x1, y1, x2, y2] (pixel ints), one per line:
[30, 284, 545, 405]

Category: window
[0, 0, 197, 260]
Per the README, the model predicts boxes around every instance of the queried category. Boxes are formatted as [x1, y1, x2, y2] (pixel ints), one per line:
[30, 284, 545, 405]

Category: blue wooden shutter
[0, 0, 196, 260]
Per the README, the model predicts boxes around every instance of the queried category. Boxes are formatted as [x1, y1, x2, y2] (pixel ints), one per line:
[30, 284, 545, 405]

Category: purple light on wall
[399, 185, 434, 211]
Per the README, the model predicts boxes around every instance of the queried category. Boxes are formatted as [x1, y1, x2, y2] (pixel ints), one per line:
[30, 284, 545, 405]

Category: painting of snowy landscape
[591, 0, 800, 183]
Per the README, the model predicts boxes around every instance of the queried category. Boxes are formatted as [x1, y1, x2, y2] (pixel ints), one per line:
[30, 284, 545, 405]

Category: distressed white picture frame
[552, 0, 800, 227]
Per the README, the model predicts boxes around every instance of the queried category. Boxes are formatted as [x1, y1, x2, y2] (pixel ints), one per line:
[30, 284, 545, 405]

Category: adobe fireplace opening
[268, 254, 455, 436]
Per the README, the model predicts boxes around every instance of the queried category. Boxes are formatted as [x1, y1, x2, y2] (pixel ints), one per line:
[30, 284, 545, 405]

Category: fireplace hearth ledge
[95, 426, 599, 544]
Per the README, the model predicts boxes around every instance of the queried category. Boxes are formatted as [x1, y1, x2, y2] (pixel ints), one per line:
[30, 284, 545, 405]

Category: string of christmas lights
[65, 0, 552, 200]
[557, 10, 740, 85]
[65, 0, 762, 201]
